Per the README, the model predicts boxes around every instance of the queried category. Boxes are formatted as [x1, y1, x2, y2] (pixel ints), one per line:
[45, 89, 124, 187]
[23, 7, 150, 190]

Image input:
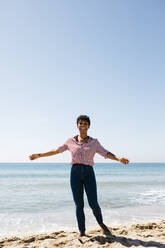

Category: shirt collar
[73, 135, 93, 144]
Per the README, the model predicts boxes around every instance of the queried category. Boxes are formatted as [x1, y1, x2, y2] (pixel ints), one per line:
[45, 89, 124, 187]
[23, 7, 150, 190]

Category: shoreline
[0, 220, 165, 248]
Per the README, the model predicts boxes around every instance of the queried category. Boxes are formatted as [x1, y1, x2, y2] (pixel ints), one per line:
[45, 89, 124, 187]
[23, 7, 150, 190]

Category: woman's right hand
[29, 154, 40, 160]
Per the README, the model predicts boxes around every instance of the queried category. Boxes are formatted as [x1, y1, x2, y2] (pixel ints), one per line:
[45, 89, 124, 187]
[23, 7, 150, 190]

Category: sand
[0, 220, 165, 248]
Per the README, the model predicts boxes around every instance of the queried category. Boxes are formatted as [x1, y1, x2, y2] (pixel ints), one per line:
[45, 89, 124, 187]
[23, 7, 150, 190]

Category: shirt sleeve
[57, 140, 68, 153]
[96, 139, 109, 158]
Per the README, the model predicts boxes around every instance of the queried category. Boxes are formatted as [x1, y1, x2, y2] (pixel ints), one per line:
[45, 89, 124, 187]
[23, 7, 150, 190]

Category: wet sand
[0, 220, 165, 248]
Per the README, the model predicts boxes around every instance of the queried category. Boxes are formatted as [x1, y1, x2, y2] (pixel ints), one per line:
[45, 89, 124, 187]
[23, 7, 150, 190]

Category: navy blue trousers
[70, 164, 103, 233]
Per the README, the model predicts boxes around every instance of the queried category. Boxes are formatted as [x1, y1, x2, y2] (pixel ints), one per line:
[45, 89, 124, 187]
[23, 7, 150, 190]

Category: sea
[0, 163, 165, 237]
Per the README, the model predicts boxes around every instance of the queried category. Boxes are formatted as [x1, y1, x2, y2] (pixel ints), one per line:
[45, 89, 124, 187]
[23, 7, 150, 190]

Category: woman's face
[77, 120, 90, 133]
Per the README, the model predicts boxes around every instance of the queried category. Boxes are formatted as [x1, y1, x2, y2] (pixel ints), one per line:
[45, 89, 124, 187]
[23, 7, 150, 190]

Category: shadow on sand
[79, 233, 165, 247]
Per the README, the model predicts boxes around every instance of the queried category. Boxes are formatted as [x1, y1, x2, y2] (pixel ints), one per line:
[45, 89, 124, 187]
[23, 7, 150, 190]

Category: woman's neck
[79, 133, 88, 139]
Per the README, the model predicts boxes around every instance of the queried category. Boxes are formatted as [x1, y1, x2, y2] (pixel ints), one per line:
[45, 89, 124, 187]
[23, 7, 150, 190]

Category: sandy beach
[0, 220, 165, 248]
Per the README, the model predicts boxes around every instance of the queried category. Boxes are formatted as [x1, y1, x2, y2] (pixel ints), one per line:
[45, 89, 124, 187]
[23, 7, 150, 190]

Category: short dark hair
[76, 115, 91, 126]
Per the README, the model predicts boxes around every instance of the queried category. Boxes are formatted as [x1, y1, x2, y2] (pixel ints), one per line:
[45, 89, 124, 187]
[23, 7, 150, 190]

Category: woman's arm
[29, 149, 60, 160]
[106, 152, 129, 165]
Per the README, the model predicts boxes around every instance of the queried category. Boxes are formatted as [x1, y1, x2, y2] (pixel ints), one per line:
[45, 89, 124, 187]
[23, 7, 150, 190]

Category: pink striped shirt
[57, 136, 110, 166]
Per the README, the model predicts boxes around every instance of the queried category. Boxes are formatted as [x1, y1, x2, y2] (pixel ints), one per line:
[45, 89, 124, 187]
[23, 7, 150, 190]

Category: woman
[29, 115, 129, 237]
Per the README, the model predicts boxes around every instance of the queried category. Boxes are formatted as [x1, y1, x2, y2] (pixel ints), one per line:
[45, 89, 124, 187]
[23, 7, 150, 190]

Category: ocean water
[0, 163, 165, 237]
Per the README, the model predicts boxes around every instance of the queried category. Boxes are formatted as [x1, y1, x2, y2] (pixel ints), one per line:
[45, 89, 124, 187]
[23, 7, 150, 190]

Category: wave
[131, 189, 165, 205]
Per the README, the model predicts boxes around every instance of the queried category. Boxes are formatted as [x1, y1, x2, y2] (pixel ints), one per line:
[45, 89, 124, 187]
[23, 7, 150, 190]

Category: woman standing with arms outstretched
[29, 115, 129, 237]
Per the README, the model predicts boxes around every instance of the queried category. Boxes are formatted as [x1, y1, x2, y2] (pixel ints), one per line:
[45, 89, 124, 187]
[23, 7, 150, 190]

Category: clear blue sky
[0, 0, 165, 163]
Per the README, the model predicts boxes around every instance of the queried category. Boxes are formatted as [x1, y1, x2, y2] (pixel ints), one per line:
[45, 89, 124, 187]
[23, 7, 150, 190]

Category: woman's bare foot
[99, 223, 111, 235]
[79, 232, 86, 237]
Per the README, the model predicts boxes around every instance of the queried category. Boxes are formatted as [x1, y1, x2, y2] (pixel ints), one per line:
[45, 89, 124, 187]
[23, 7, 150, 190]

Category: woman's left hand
[119, 158, 129, 165]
